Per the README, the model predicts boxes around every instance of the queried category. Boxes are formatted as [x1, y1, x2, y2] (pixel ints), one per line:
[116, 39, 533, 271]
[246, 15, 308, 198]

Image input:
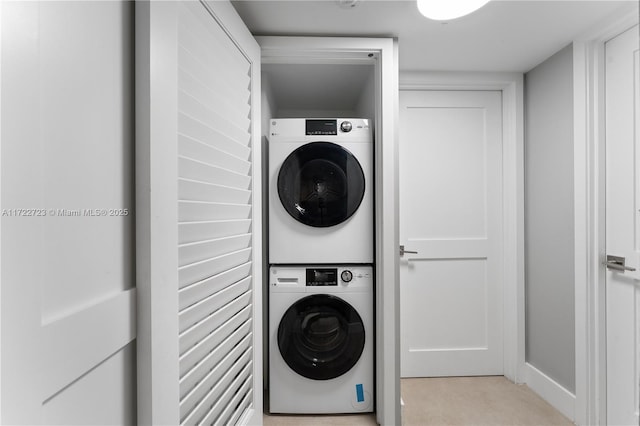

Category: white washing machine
[269, 265, 374, 414]
[268, 118, 373, 264]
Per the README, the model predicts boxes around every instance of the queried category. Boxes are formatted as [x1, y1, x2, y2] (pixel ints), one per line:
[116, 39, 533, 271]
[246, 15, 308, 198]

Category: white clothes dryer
[268, 118, 373, 264]
[269, 265, 374, 414]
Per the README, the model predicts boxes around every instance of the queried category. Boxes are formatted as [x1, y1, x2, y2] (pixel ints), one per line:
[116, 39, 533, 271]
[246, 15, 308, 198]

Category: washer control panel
[306, 268, 338, 286]
[271, 266, 373, 292]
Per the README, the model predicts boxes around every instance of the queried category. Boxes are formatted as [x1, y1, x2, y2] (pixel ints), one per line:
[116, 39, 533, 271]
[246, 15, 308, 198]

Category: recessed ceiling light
[416, 0, 491, 20]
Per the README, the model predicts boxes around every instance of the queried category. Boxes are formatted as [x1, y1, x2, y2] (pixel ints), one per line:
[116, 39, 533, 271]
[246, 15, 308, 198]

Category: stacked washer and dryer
[268, 118, 374, 414]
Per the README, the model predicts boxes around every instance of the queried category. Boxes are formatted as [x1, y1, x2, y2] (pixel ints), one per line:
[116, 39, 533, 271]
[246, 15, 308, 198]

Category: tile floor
[264, 376, 573, 425]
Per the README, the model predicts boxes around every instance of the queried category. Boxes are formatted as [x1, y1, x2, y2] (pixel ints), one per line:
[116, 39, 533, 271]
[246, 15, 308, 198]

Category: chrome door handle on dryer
[399, 245, 418, 257]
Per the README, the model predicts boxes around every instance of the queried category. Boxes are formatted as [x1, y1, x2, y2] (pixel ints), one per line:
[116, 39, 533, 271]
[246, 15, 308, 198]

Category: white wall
[355, 66, 376, 125]
[1, 1, 136, 423]
[262, 62, 374, 119]
[524, 44, 576, 394]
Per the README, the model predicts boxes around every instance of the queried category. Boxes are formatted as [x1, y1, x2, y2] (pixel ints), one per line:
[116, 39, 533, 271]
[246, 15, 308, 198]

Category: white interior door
[605, 23, 640, 426]
[399, 90, 503, 377]
[1, 2, 137, 424]
[136, 1, 262, 424]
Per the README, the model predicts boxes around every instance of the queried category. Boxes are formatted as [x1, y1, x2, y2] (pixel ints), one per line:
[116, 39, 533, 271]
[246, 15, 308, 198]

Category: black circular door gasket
[277, 294, 366, 381]
[277, 142, 366, 228]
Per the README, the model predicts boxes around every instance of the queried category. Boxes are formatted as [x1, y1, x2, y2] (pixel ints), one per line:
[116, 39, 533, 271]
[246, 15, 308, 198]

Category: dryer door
[278, 294, 366, 380]
[277, 142, 365, 227]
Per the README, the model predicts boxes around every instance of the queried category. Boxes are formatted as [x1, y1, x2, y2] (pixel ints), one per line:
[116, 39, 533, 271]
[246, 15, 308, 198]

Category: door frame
[399, 72, 526, 383]
[257, 36, 400, 426]
[573, 7, 639, 425]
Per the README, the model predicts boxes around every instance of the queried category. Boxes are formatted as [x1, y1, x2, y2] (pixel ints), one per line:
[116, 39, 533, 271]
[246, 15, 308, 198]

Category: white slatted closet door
[178, 2, 253, 424]
[136, 1, 261, 424]
[177, 2, 253, 424]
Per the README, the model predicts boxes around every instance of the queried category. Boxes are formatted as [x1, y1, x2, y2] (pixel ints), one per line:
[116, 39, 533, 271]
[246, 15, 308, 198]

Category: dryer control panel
[269, 118, 370, 141]
[305, 119, 359, 135]
[306, 119, 337, 135]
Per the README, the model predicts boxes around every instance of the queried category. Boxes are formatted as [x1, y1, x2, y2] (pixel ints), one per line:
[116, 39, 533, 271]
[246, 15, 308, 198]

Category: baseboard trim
[524, 363, 576, 421]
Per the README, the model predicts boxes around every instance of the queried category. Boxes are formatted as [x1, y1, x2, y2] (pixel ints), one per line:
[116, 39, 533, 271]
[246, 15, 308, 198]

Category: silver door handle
[400, 245, 418, 256]
[605, 255, 636, 272]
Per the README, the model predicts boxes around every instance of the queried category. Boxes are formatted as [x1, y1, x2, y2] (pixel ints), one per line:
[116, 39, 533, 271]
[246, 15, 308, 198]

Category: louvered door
[136, 1, 262, 424]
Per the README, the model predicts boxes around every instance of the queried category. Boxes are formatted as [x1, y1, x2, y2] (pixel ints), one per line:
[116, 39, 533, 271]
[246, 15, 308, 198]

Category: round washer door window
[277, 142, 365, 227]
[278, 294, 366, 380]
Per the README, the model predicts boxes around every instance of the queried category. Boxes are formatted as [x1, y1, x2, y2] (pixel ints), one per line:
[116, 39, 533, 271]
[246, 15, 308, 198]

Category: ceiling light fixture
[416, 0, 491, 20]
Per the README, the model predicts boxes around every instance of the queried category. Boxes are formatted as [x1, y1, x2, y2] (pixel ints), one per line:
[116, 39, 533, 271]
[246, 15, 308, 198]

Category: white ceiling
[231, 0, 638, 73]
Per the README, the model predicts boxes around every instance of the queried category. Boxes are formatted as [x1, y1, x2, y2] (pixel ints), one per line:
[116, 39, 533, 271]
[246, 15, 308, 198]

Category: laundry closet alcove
[258, 36, 400, 425]
[136, 1, 399, 422]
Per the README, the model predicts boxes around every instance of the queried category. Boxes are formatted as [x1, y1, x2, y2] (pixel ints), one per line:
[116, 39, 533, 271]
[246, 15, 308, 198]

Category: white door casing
[605, 23, 640, 426]
[399, 90, 504, 377]
[399, 72, 524, 385]
[258, 36, 400, 426]
[572, 5, 638, 424]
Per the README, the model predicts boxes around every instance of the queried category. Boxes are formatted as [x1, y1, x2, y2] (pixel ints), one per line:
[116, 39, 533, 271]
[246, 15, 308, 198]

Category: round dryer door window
[278, 294, 366, 380]
[277, 142, 365, 227]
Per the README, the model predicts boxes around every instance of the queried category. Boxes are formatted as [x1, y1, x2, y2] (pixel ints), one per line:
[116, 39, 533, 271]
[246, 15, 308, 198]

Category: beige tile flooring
[264, 376, 573, 425]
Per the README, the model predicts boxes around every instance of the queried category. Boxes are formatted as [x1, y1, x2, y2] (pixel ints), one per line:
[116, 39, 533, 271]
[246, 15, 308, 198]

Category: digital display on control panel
[306, 268, 338, 286]
[306, 119, 337, 136]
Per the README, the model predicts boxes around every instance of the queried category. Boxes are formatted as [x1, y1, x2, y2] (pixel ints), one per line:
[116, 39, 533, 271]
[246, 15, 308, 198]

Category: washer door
[277, 142, 365, 227]
[278, 294, 366, 380]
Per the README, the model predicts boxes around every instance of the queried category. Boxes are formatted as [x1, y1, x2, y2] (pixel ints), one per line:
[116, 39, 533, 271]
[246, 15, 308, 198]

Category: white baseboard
[524, 362, 576, 421]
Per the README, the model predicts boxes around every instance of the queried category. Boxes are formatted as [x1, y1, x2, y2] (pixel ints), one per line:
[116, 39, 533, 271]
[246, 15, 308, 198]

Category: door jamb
[257, 36, 401, 426]
[573, 8, 639, 425]
[399, 72, 526, 383]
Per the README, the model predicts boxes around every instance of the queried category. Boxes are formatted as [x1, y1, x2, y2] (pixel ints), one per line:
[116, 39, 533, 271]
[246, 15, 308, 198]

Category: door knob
[605, 255, 636, 272]
[399, 245, 418, 256]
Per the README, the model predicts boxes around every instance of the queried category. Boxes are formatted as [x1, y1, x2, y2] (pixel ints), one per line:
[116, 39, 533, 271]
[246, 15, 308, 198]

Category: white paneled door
[399, 90, 503, 377]
[1, 2, 137, 424]
[605, 24, 640, 426]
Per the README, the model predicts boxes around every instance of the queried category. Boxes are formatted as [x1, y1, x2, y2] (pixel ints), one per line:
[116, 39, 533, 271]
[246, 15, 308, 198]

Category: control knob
[340, 121, 353, 133]
[341, 270, 353, 283]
